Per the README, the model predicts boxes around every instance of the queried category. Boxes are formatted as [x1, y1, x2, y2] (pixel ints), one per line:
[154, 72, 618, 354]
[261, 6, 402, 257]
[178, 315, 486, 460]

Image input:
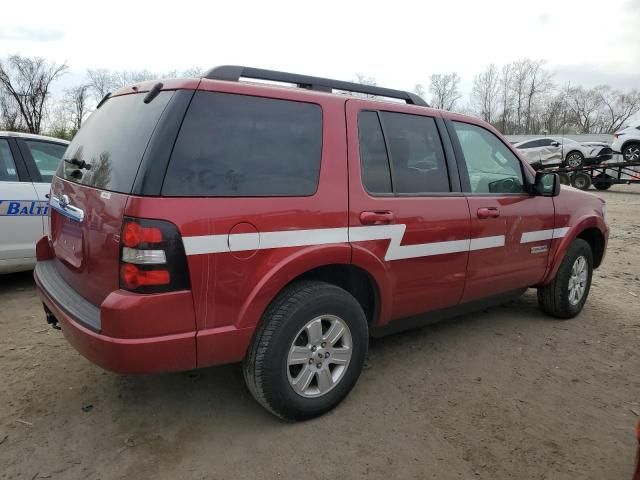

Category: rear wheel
[622, 143, 640, 162]
[565, 151, 584, 169]
[243, 281, 368, 421]
[537, 239, 593, 319]
[571, 172, 592, 190]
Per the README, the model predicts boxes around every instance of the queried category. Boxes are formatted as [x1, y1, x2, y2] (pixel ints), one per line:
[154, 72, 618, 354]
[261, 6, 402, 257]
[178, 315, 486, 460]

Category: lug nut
[321, 342, 327, 348]
[316, 363, 322, 369]
[311, 345, 317, 351]
[318, 353, 323, 359]
[325, 352, 330, 358]
[308, 359, 313, 364]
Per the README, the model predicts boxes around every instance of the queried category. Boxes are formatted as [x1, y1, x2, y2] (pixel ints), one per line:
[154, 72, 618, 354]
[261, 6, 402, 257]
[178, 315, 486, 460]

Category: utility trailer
[537, 157, 640, 191]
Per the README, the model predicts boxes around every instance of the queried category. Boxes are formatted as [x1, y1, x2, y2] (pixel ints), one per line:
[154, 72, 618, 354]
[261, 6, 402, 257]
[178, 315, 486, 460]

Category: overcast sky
[1, 0, 639, 96]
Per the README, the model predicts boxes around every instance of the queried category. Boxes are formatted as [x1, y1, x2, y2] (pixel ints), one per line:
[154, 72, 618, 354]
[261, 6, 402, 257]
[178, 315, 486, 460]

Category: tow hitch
[43, 304, 61, 330]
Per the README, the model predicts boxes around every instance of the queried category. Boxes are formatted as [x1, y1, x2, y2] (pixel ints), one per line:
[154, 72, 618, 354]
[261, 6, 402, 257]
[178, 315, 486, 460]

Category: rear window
[57, 91, 173, 193]
[161, 92, 322, 197]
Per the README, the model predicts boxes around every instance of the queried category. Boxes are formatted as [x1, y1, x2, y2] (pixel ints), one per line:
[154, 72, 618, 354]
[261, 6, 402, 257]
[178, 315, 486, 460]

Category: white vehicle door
[517, 140, 541, 163]
[0, 138, 46, 272]
[539, 139, 562, 165]
[18, 138, 68, 236]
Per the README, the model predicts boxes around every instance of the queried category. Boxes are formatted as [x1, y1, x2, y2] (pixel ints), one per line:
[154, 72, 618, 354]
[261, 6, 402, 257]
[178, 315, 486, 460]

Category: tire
[593, 182, 612, 190]
[537, 238, 593, 319]
[558, 172, 571, 186]
[571, 172, 592, 190]
[622, 143, 640, 162]
[243, 280, 368, 421]
[565, 151, 584, 169]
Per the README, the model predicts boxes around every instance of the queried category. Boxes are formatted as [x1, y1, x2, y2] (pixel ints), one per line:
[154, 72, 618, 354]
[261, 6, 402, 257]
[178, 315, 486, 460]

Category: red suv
[35, 66, 608, 420]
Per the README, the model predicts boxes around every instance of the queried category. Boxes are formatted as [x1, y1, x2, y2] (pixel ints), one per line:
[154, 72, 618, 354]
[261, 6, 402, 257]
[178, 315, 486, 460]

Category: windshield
[57, 91, 173, 193]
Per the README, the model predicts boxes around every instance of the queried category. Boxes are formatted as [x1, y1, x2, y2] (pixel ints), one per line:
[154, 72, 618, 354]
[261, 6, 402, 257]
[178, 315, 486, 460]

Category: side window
[358, 111, 392, 194]
[518, 141, 535, 149]
[381, 112, 450, 194]
[0, 139, 18, 181]
[452, 121, 525, 194]
[24, 140, 67, 182]
[538, 139, 553, 147]
[162, 92, 322, 197]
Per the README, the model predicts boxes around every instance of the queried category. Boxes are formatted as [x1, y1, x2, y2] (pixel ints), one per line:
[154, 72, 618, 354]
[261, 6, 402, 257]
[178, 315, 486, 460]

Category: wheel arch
[542, 217, 607, 284]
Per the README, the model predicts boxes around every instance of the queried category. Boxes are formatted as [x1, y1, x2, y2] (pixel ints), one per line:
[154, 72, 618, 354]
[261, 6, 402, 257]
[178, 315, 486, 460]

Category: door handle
[477, 207, 500, 219]
[360, 210, 395, 225]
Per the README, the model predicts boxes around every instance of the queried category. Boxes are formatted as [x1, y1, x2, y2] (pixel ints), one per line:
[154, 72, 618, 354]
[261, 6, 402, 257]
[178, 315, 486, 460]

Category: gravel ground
[1, 185, 639, 480]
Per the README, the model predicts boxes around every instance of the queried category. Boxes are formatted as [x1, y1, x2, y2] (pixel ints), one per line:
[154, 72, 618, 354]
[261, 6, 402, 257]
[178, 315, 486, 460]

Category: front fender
[541, 214, 607, 285]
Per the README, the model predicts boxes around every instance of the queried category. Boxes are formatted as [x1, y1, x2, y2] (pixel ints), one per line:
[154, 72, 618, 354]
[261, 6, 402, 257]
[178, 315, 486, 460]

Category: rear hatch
[49, 89, 176, 306]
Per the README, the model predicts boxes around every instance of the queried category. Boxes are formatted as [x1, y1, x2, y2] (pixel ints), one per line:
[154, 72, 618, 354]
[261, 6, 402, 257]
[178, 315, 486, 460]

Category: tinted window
[358, 111, 392, 194]
[518, 140, 535, 149]
[162, 92, 322, 197]
[382, 112, 449, 193]
[538, 139, 553, 147]
[452, 121, 525, 194]
[25, 140, 67, 182]
[57, 92, 173, 193]
[0, 139, 18, 181]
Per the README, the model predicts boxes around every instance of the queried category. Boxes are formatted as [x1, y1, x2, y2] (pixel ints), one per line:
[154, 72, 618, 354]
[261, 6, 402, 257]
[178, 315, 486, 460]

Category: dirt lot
[1, 186, 639, 480]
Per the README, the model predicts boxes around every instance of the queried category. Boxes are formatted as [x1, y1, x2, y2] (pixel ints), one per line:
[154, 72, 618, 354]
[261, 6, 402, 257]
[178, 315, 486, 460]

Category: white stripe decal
[520, 227, 570, 243]
[470, 235, 506, 251]
[183, 225, 568, 259]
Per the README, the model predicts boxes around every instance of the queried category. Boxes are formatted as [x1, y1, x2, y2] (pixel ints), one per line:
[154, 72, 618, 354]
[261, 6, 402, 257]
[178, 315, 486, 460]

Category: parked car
[34, 66, 608, 421]
[612, 124, 640, 162]
[514, 137, 607, 169]
[0, 132, 68, 274]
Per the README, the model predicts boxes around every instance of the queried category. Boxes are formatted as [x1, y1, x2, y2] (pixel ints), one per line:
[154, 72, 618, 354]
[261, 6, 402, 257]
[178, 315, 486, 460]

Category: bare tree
[413, 83, 426, 100]
[64, 84, 91, 132]
[470, 64, 499, 123]
[0, 55, 68, 134]
[566, 86, 604, 133]
[595, 86, 640, 132]
[0, 91, 25, 131]
[87, 68, 116, 101]
[497, 64, 513, 133]
[429, 73, 461, 111]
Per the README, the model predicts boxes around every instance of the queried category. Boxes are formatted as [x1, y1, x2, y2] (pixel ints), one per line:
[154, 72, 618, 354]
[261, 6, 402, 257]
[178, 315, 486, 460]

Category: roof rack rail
[203, 65, 429, 107]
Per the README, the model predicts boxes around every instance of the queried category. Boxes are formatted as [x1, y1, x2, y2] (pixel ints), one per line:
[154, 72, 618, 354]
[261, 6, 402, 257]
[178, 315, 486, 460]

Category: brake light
[119, 217, 190, 293]
[122, 222, 163, 247]
[120, 264, 170, 289]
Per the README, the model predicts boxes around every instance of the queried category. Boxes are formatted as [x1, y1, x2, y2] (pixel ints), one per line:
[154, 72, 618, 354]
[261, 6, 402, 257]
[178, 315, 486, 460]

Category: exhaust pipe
[43, 305, 61, 330]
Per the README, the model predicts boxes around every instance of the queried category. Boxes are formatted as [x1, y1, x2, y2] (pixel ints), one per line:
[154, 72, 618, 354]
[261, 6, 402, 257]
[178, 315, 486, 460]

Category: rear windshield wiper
[64, 158, 92, 170]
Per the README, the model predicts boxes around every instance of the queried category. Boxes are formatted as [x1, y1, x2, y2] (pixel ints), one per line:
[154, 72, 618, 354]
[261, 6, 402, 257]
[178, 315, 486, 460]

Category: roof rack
[203, 65, 428, 107]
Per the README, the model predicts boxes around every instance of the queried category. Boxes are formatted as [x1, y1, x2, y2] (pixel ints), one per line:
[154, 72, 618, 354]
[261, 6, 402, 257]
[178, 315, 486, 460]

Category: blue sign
[0, 200, 49, 216]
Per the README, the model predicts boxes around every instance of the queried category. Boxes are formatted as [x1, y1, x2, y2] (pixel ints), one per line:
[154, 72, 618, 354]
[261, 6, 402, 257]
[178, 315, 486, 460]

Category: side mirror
[550, 141, 560, 147]
[533, 172, 560, 197]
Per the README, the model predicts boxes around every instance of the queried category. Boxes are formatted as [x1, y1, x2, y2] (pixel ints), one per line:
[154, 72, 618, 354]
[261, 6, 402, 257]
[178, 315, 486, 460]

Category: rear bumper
[34, 260, 196, 374]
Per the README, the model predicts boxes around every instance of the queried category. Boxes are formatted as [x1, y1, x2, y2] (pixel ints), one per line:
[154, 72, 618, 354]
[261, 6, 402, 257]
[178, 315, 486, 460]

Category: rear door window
[381, 112, 450, 194]
[57, 92, 173, 192]
[24, 140, 67, 182]
[358, 111, 392, 194]
[0, 139, 18, 181]
[162, 92, 322, 197]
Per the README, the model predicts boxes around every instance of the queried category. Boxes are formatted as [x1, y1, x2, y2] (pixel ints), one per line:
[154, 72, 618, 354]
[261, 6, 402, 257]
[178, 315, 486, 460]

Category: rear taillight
[119, 217, 190, 293]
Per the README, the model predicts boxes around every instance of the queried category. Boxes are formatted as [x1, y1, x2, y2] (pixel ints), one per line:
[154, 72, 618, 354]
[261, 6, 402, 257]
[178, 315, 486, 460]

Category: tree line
[1, 54, 638, 140]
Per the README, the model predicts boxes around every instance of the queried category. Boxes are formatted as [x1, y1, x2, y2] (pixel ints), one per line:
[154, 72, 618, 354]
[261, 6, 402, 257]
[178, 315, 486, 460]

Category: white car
[0, 132, 68, 273]
[514, 137, 598, 169]
[611, 125, 640, 162]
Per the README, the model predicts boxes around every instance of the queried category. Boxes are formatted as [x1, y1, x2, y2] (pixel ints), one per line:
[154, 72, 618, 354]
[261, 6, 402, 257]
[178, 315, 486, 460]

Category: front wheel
[622, 143, 640, 162]
[565, 151, 584, 169]
[537, 239, 593, 319]
[243, 281, 368, 421]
